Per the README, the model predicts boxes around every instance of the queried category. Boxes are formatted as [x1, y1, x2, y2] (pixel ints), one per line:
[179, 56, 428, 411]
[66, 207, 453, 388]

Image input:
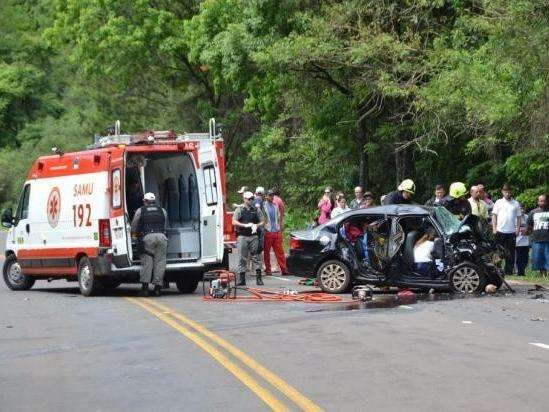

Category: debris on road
[485, 284, 498, 294]
[530, 317, 544, 322]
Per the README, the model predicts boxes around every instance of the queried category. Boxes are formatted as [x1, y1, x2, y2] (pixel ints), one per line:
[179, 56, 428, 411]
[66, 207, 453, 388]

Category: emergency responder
[131, 192, 168, 296]
[443, 182, 472, 219]
[233, 191, 265, 286]
[382, 179, 415, 205]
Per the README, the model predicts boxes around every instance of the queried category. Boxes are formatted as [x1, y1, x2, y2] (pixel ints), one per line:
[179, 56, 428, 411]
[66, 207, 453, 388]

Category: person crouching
[233, 191, 265, 286]
[131, 192, 168, 296]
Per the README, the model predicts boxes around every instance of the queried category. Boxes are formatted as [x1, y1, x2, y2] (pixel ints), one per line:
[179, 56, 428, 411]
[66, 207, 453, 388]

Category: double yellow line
[126, 297, 322, 411]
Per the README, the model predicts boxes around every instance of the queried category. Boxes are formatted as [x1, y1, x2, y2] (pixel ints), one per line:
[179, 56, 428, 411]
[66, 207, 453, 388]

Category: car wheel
[175, 276, 200, 294]
[3, 255, 35, 291]
[317, 260, 351, 294]
[449, 262, 486, 294]
[78, 257, 101, 297]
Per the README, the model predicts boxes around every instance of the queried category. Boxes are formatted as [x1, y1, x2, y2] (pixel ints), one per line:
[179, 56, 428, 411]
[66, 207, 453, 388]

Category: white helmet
[143, 192, 156, 201]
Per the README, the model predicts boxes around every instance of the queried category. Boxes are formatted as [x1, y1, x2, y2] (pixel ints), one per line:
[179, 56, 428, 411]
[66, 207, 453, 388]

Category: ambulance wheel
[3, 255, 35, 290]
[175, 276, 200, 294]
[78, 257, 101, 297]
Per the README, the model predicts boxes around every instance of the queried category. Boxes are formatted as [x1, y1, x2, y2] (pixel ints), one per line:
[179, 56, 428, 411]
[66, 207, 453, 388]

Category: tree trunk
[395, 147, 410, 185]
[357, 119, 368, 188]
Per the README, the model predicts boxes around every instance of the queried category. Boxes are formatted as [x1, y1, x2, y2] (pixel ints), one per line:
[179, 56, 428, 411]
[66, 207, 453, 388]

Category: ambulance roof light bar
[89, 118, 222, 148]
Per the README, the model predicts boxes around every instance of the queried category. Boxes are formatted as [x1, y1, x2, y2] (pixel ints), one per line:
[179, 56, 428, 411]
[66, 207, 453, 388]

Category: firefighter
[232, 191, 265, 286]
[131, 192, 168, 296]
[382, 179, 415, 205]
[443, 182, 472, 220]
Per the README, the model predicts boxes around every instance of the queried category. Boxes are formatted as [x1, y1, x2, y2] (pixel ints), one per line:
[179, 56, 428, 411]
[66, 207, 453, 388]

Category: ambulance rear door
[109, 149, 133, 267]
[198, 142, 224, 263]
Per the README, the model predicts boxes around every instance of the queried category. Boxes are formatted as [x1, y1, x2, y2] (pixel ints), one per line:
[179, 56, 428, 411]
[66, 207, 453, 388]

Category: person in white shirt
[413, 228, 437, 276]
[492, 184, 522, 275]
[331, 193, 351, 218]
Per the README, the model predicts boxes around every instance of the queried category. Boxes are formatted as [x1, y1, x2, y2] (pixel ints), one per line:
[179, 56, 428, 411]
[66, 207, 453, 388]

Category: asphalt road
[1, 232, 549, 411]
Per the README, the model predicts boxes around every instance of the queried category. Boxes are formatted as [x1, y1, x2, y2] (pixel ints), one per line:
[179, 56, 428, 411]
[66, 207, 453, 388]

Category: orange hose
[203, 287, 353, 303]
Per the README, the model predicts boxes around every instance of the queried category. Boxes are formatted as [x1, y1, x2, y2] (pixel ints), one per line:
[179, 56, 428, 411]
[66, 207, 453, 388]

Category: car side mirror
[1, 208, 14, 228]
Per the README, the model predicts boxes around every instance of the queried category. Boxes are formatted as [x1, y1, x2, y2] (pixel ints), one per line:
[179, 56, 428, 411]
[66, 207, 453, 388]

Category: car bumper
[287, 251, 320, 278]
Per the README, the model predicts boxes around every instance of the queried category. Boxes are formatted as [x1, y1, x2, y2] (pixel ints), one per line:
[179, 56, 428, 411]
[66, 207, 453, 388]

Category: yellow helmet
[449, 182, 467, 198]
[397, 179, 416, 194]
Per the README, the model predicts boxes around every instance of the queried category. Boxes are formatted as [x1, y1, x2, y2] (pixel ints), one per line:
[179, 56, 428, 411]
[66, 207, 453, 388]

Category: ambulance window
[112, 168, 122, 209]
[17, 184, 31, 220]
[203, 165, 218, 205]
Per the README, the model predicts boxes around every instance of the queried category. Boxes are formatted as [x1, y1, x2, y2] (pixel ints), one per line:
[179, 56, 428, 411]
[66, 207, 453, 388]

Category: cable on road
[203, 286, 354, 303]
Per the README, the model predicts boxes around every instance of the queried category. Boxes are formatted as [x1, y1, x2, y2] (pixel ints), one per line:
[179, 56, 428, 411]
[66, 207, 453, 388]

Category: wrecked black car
[287, 205, 504, 294]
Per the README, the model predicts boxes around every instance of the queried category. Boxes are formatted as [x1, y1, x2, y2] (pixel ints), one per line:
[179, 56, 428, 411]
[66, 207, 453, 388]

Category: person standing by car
[272, 186, 285, 222]
[468, 185, 489, 220]
[317, 186, 334, 224]
[262, 189, 288, 276]
[515, 205, 529, 276]
[382, 179, 415, 205]
[443, 182, 472, 219]
[363, 191, 375, 208]
[492, 184, 522, 276]
[425, 184, 449, 207]
[253, 186, 265, 209]
[350, 186, 367, 209]
[233, 191, 265, 286]
[331, 193, 351, 218]
[131, 193, 168, 296]
[527, 194, 549, 278]
[477, 183, 495, 215]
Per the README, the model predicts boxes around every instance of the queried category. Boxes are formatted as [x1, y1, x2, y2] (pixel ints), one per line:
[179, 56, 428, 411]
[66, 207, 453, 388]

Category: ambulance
[2, 119, 235, 296]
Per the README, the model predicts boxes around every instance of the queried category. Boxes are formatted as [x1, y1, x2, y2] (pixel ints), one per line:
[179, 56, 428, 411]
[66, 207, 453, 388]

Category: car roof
[336, 204, 433, 220]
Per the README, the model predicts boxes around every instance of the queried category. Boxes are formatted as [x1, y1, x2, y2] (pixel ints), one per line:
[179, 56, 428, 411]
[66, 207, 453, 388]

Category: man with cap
[253, 186, 265, 209]
[262, 189, 288, 276]
[232, 186, 249, 209]
[492, 184, 522, 275]
[233, 191, 265, 286]
[131, 192, 168, 296]
[382, 179, 415, 205]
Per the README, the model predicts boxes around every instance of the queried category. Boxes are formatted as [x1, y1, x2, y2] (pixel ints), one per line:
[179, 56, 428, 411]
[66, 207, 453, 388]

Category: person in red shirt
[272, 187, 285, 221]
[262, 189, 288, 276]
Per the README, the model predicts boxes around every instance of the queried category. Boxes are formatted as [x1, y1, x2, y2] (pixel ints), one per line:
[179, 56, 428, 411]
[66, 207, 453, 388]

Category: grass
[507, 269, 549, 285]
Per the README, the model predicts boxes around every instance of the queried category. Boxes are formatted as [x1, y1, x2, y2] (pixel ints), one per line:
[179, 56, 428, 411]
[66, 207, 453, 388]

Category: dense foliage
[1, 0, 547, 216]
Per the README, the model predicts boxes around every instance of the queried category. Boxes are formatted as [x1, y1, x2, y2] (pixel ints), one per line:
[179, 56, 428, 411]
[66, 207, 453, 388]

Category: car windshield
[434, 207, 461, 235]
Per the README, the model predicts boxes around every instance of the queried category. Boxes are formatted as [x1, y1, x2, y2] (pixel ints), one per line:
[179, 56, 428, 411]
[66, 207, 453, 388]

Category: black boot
[140, 283, 149, 297]
[237, 272, 246, 286]
[256, 270, 264, 286]
[153, 284, 162, 297]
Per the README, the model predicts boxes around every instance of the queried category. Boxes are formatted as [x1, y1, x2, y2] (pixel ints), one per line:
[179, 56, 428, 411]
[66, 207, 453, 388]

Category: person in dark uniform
[232, 191, 265, 286]
[382, 179, 415, 205]
[131, 192, 168, 296]
[443, 182, 472, 220]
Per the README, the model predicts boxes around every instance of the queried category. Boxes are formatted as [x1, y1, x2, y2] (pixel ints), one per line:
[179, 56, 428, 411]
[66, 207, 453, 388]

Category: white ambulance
[2, 119, 236, 296]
